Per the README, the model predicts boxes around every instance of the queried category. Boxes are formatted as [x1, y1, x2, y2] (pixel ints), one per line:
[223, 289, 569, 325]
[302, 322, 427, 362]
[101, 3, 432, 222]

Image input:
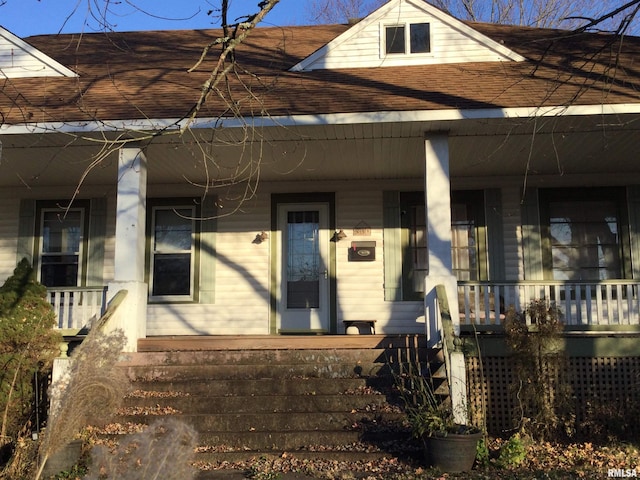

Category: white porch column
[424, 134, 467, 424]
[107, 146, 148, 352]
[423, 133, 460, 346]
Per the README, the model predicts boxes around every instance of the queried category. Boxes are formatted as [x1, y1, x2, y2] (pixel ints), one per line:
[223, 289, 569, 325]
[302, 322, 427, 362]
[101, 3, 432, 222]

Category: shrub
[496, 433, 527, 468]
[0, 259, 60, 448]
[504, 300, 574, 440]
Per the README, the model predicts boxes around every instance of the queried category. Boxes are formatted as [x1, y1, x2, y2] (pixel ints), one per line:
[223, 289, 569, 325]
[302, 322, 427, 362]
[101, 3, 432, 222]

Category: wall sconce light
[253, 231, 269, 244]
[332, 229, 347, 242]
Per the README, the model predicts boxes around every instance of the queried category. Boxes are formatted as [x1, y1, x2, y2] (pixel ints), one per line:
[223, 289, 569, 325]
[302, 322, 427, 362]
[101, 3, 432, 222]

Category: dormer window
[384, 22, 430, 55]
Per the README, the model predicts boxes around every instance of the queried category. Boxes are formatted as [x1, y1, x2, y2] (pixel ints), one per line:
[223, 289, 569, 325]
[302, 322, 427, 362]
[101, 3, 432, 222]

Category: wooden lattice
[466, 356, 640, 437]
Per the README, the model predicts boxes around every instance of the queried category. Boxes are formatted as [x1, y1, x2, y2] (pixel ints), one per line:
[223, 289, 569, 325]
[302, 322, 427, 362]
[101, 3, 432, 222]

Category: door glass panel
[287, 211, 320, 309]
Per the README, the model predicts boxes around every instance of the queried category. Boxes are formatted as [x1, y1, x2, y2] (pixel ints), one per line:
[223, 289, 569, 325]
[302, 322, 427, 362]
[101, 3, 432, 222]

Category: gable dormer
[0, 26, 77, 79]
[291, 0, 525, 71]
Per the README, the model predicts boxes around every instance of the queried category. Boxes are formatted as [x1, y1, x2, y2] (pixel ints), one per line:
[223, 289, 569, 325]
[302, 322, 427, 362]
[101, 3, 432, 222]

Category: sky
[0, 0, 312, 37]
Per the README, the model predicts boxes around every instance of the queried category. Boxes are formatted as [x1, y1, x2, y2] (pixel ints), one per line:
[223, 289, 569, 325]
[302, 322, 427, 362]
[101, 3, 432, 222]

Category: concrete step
[136, 334, 428, 352]
[100, 422, 411, 452]
[98, 336, 438, 470]
[122, 362, 397, 382]
[127, 377, 386, 396]
[111, 411, 406, 433]
[122, 393, 394, 414]
[120, 348, 420, 366]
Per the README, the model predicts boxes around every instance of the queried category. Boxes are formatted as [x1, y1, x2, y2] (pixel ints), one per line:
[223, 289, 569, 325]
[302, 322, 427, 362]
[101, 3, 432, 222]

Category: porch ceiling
[0, 113, 639, 191]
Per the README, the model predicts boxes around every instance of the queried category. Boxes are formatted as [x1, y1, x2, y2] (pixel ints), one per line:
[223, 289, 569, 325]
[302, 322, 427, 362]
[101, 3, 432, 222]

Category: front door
[277, 203, 331, 333]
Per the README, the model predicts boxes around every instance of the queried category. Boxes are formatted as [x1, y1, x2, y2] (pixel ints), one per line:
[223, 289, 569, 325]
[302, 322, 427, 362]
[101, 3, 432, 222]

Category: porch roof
[2, 22, 639, 128]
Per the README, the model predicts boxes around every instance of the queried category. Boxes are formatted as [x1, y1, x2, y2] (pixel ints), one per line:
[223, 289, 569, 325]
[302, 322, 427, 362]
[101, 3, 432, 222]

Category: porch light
[333, 229, 347, 241]
[253, 231, 269, 244]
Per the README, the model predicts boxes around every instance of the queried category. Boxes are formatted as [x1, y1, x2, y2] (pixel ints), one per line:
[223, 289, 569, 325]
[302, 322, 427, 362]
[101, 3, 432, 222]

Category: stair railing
[435, 284, 468, 426]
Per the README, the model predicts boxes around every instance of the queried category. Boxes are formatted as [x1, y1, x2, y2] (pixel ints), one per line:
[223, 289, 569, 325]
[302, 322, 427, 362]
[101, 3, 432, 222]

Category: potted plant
[397, 367, 482, 472]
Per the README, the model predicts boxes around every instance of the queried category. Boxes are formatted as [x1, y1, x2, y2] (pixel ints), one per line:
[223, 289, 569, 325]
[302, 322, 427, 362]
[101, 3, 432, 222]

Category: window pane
[409, 204, 427, 293]
[42, 210, 82, 254]
[40, 255, 79, 287]
[154, 209, 193, 251]
[410, 23, 430, 53]
[451, 203, 477, 281]
[153, 254, 191, 296]
[549, 200, 620, 280]
[386, 26, 405, 54]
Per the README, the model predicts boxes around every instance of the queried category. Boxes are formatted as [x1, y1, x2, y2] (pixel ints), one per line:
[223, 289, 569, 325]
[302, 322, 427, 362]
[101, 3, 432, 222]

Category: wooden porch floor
[137, 334, 427, 352]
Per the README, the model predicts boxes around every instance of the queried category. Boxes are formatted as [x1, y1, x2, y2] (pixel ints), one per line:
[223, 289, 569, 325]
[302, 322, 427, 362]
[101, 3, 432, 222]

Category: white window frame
[149, 204, 196, 302]
[38, 207, 85, 287]
[381, 21, 431, 58]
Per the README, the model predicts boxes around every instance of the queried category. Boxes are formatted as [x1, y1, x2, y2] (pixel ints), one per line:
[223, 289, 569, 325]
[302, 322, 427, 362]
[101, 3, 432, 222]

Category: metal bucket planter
[425, 430, 482, 472]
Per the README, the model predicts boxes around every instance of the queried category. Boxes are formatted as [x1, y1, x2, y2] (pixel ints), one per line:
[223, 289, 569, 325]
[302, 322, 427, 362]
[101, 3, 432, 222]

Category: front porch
[47, 279, 640, 337]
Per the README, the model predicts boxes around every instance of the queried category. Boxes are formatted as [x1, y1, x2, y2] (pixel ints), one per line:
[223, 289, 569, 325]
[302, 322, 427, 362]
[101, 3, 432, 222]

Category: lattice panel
[466, 356, 640, 436]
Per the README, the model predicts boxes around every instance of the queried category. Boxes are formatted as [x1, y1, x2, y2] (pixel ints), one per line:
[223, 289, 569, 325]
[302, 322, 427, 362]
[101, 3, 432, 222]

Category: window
[451, 191, 486, 281]
[36, 203, 88, 287]
[400, 193, 427, 300]
[385, 23, 430, 55]
[149, 204, 196, 301]
[410, 23, 431, 53]
[385, 26, 406, 54]
[541, 189, 627, 280]
[386, 191, 487, 301]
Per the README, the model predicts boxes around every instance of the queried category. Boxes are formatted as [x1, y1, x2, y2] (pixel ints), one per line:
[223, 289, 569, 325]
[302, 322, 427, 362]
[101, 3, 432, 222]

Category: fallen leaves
[125, 389, 190, 398]
[117, 404, 181, 416]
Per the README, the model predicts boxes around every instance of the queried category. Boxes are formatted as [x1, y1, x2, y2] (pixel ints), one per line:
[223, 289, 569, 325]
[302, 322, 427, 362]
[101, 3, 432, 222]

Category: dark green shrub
[0, 259, 60, 447]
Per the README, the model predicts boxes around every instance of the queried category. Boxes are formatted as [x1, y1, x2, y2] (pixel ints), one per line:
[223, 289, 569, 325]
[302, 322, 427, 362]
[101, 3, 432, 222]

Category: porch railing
[457, 281, 640, 327]
[46, 286, 108, 331]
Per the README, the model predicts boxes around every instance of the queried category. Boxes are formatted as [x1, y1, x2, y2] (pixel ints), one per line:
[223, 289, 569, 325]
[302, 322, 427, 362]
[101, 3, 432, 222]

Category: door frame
[270, 193, 337, 334]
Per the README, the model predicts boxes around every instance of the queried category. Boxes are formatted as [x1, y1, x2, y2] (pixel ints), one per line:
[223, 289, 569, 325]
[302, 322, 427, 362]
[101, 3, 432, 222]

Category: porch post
[423, 133, 459, 346]
[106, 145, 148, 352]
[424, 133, 467, 425]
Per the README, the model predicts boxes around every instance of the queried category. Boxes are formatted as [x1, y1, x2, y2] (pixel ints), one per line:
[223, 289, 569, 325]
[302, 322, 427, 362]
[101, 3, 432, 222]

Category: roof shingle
[1, 22, 638, 126]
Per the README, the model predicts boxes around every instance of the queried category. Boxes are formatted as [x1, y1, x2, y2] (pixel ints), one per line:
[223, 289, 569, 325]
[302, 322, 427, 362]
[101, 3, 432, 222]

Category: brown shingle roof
[2, 22, 639, 126]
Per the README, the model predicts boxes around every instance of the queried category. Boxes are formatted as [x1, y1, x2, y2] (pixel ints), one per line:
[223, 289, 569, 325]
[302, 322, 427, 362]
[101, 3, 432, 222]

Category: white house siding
[146, 189, 272, 336]
[146, 180, 428, 336]
[0, 29, 76, 78]
[303, 0, 516, 70]
[0, 35, 45, 77]
[335, 187, 425, 333]
[0, 197, 20, 281]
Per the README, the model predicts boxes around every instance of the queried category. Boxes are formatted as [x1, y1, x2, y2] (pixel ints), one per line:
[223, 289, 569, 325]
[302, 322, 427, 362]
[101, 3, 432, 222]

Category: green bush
[0, 259, 60, 446]
[496, 433, 527, 468]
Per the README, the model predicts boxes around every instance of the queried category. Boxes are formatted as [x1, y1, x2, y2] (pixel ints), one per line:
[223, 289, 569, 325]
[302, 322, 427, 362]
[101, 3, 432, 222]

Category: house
[1, 0, 640, 356]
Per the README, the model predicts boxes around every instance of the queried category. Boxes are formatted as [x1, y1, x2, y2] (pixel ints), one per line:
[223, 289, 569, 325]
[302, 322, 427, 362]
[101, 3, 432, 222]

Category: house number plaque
[352, 221, 371, 236]
[348, 241, 376, 262]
